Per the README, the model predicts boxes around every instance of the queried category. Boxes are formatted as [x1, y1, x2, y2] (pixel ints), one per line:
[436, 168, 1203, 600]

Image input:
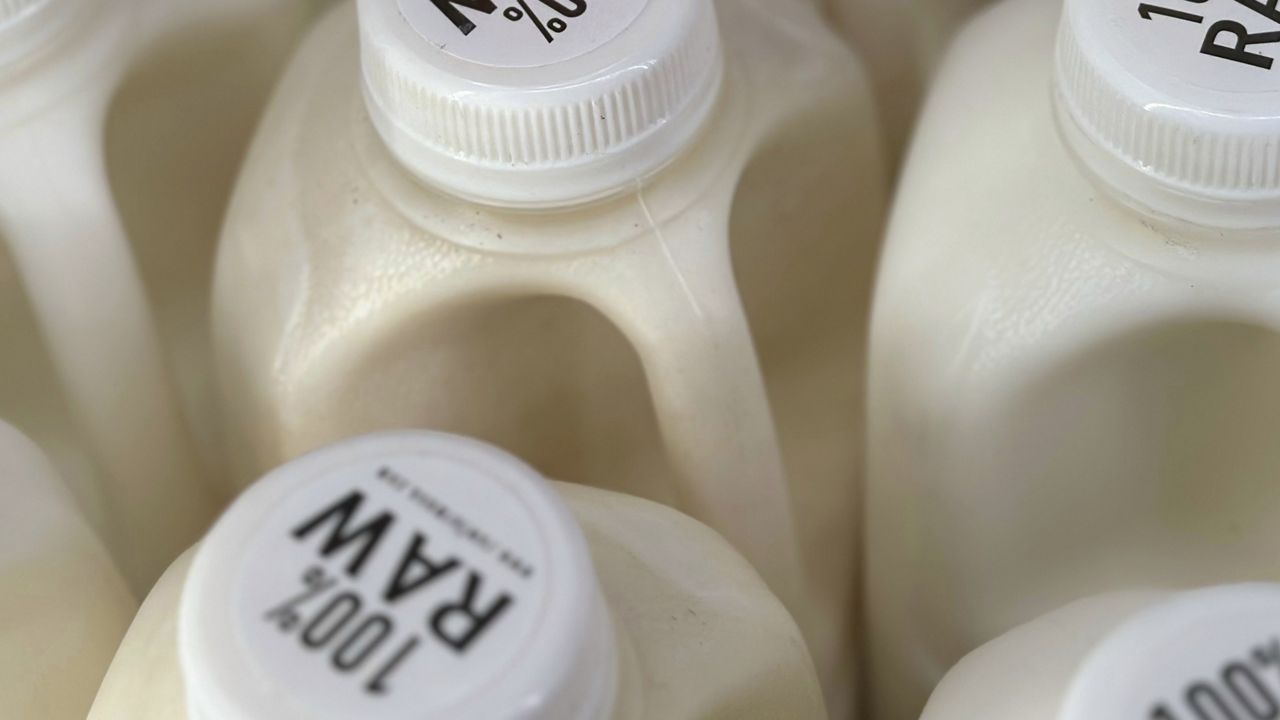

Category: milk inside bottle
[0, 419, 136, 720]
[0, 0, 317, 590]
[213, 0, 884, 711]
[867, 0, 1280, 717]
[923, 586, 1280, 720]
[87, 431, 827, 720]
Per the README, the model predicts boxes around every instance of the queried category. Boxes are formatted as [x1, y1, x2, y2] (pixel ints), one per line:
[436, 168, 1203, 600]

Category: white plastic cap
[1054, 0, 1280, 230]
[179, 431, 617, 720]
[1060, 584, 1280, 719]
[357, 0, 723, 208]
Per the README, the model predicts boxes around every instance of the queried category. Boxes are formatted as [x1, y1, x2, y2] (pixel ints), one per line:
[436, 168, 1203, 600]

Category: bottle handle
[0, 111, 214, 591]
[563, 207, 807, 612]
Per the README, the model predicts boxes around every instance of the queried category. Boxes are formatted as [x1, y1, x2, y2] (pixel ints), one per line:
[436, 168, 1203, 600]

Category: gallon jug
[866, 0, 1280, 717]
[213, 0, 884, 712]
[0, 419, 136, 720]
[87, 431, 828, 720]
[922, 585, 1280, 720]
[826, 0, 996, 163]
[0, 0, 317, 590]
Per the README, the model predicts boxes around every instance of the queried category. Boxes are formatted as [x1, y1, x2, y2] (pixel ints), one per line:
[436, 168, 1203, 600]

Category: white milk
[826, 0, 995, 162]
[867, 0, 1280, 717]
[87, 431, 827, 720]
[0, 420, 136, 720]
[213, 0, 884, 711]
[923, 586, 1280, 720]
[0, 0, 319, 590]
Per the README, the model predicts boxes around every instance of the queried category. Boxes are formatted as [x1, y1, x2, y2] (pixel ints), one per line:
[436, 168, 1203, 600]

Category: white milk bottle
[87, 431, 828, 720]
[825, 0, 996, 162]
[0, 420, 136, 720]
[867, 0, 1280, 717]
[0, 0, 316, 590]
[922, 585, 1280, 720]
[213, 0, 884, 711]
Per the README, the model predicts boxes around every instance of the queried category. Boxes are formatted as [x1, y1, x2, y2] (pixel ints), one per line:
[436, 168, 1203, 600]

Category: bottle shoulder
[558, 482, 827, 719]
[920, 591, 1168, 720]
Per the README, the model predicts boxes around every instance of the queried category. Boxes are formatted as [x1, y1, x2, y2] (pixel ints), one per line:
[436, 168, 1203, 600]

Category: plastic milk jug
[87, 431, 828, 720]
[866, 0, 1280, 717]
[0, 0, 318, 590]
[212, 0, 885, 711]
[0, 420, 136, 720]
[923, 585, 1280, 720]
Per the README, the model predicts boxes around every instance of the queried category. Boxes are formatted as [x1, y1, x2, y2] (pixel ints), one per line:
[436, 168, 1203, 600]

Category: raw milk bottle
[0, 419, 136, 720]
[923, 586, 1280, 720]
[867, 0, 1280, 717]
[0, 0, 317, 590]
[87, 431, 828, 720]
[213, 0, 884, 711]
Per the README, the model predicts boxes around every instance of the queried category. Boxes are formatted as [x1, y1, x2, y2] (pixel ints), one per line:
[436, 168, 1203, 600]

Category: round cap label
[397, 0, 649, 69]
[1060, 586, 1280, 720]
[1092, 0, 1280, 95]
[235, 450, 550, 718]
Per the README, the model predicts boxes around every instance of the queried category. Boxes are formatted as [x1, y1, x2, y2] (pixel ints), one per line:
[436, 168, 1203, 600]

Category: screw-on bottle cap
[1060, 584, 1280, 719]
[179, 431, 617, 720]
[357, 0, 723, 208]
[1054, 0, 1280, 230]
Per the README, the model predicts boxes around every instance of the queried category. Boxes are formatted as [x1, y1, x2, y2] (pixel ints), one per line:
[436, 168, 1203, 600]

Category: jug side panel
[866, 0, 1129, 716]
[956, 320, 1280, 645]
